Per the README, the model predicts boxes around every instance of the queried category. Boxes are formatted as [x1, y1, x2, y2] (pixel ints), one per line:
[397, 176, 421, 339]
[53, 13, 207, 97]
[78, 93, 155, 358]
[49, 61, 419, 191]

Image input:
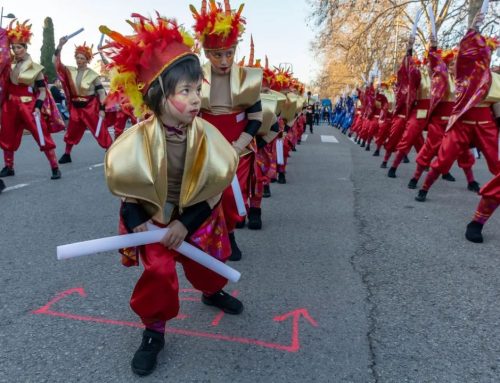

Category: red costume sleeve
[427, 47, 448, 121]
[0, 28, 11, 106]
[447, 29, 493, 130]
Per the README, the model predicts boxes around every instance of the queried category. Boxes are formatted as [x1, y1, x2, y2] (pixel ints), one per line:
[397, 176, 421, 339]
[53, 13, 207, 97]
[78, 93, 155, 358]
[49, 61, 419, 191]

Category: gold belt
[462, 120, 489, 125]
[10, 95, 33, 103]
[72, 97, 91, 102]
[397, 114, 405, 118]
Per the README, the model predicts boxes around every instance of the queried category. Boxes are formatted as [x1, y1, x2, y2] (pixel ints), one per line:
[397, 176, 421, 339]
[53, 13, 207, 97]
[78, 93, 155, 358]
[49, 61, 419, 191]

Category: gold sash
[201, 62, 262, 111]
[67, 67, 100, 96]
[11, 58, 43, 85]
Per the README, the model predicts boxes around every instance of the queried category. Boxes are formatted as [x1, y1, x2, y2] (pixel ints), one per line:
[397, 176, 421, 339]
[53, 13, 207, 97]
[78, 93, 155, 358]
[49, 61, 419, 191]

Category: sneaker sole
[201, 298, 244, 315]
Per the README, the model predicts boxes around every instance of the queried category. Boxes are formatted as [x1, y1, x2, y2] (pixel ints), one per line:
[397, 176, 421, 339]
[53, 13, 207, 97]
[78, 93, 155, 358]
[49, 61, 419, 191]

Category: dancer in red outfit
[408, 48, 478, 191]
[55, 37, 112, 164]
[372, 81, 394, 156]
[102, 14, 243, 376]
[192, 0, 263, 261]
[387, 51, 429, 178]
[415, 13, 500, 202]
[0, 20, 63, 180]
[380, 41, 412, 168]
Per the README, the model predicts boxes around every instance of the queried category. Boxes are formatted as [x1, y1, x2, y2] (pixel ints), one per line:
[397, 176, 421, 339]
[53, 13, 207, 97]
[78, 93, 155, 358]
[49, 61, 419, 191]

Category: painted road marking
[33, 287, 318, 353]
[89, 163, 104, 170]
[3, 183, 29, 192]
[320, 135, 339, 143]
[301, 134, 308, 142]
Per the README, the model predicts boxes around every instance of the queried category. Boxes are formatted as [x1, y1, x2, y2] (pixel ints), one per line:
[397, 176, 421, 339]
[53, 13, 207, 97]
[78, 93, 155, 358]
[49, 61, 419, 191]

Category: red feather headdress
[99, 13, 196, 117]
[7, 19, 32, 45]
[74, 42, 94, 62]
[190, 0, 245, 50]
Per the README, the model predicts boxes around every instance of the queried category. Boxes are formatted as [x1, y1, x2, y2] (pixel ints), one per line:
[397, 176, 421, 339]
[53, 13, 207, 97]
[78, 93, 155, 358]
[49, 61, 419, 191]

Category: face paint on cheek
[168, 97, 188, 114]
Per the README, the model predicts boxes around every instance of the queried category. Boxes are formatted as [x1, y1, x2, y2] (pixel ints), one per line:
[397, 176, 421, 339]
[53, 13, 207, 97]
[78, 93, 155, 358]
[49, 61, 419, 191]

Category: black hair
[144, 55, 204, 116]
[11, 43, 27, 49]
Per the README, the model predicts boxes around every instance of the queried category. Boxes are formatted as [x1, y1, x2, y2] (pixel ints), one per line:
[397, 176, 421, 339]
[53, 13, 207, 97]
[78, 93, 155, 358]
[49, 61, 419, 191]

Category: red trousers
[131, 243, 228, 324]
[366, 119, 379, 143]
[250, 145, 271, 208]
[105, 110, 137, 139]
[395, 110, 425, 155]
[384, 115, 407, 153]
[416, 113, 474, 170]
[350, 114, 362, 134]
[221, 153, 254, 231]
[265, 139, 277, 181]
[430, 108, 500, 176]
[375, 119, 391, 149]
[0, 86, 56, 152]
[480, 172, 500, 200]
[65, 97, 112, 149]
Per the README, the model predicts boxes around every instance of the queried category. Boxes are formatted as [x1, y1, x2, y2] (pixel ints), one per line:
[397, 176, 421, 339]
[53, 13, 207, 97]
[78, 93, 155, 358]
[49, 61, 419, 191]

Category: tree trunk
[468, 0, 483, 27]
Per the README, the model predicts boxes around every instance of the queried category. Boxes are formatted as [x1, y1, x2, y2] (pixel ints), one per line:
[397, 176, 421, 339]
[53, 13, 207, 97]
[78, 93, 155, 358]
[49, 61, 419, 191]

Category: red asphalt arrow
[32, 287, 318, 353]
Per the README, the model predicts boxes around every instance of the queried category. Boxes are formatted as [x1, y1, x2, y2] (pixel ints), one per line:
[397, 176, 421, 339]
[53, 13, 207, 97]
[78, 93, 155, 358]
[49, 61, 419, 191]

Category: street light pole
[0, 7, 16, 29]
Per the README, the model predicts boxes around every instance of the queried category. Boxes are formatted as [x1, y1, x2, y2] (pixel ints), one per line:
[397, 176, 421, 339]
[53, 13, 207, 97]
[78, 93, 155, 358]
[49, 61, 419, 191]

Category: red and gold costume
[55, 42, 112, 157]
[382, 52, 412, 165]
[0, 20, 63, 178]
[411, 48, 475, 185]
[373, 82, 394, 154]
[419, 31, 500, 197]
[102, 14, 239, 327]
[192, 0, 263, 236]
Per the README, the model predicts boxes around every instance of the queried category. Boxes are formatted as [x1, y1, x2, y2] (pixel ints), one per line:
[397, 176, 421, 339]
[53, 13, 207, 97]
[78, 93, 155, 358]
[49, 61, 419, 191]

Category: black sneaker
[365, 145, 371, 151]
[228, 232, 242, 261]
[467, 181, 480, 193]
[403, 155, 410, 163]
[442, 173, 456, 182]
[415, 189, 428, 202]
[408, 178, 418, 189]
[131, 330, 165, 376]
[0, 166, 14, 177]
[360, 141, 366, 148]
[277, 172, 286, 184]
[247, 207, 262, 230]
[235, 219, 245, 229]
[51, 167, 62, 180]
[0, 179, 5, 193]
[387, 167, 397, 178]
[202, 290, 244, 315]
[270, 178, 277, 184]
[58, 153, 72, 164]
[465, 221, 484, 243]
[380, 161, 387, 169]
[291, 146, 297, 152]
[263, 185, 271, 198]
[372, 149, 380, 157]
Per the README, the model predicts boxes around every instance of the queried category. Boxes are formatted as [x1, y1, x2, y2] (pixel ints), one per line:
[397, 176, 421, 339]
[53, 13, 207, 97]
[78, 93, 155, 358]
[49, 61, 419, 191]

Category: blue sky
[7, 0, 319, 85]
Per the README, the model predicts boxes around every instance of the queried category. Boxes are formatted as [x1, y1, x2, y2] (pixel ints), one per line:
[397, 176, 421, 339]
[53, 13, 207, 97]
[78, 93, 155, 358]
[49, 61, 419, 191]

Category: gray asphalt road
[1, 124, 499, 382]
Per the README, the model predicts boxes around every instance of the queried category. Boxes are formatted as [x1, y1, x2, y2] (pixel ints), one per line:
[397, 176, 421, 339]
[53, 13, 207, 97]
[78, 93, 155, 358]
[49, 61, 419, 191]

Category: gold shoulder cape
[278, 92, 299, 123]
[13, 57, 44, 85]
[201, 62, 262, 111]
[66, 66, 100, 96]
[259, 90, 287, 136]
[105, 116, 238, 223]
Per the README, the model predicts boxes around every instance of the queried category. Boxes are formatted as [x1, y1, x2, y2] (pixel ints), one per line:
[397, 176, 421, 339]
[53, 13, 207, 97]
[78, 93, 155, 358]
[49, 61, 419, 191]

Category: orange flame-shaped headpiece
[7, 19, 33, 45]
[100, 12, 196, 117]
[190, 0, 246, 50]
[75, 42, 94, 62]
